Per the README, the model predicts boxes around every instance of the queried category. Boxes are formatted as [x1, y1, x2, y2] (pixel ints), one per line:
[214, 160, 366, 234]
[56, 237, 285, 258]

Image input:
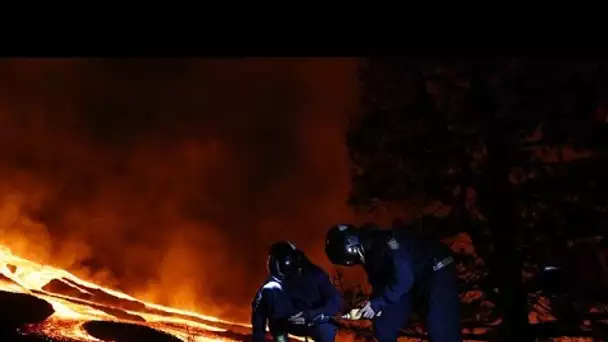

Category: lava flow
[0, 245, 253, 342]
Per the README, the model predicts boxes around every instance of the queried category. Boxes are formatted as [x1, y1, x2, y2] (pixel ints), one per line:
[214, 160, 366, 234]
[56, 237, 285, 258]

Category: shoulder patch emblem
[387, 237, 400, 250]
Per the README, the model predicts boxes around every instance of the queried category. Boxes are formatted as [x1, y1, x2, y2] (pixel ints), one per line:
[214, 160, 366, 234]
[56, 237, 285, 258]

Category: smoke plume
[0, 58, 359, 320]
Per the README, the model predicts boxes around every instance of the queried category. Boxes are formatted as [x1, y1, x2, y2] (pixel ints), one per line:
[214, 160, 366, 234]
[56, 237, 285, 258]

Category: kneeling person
[251, 241, 341, 342]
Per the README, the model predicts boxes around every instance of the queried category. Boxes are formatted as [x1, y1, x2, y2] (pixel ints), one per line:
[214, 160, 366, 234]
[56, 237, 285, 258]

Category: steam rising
[0, 59, 358, 320]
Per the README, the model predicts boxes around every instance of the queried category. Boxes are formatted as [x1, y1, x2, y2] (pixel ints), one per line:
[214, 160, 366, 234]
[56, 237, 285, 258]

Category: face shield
[326, 233, 363, 266]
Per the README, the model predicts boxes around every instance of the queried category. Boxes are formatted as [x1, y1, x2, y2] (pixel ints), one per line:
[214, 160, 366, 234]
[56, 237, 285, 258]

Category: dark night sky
[0, 58, 359, 318]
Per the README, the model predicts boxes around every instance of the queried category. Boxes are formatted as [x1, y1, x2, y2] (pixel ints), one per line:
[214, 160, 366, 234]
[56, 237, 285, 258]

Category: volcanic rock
[6, 264, 17, 273]
[83, 320, 182, 342]
[42, 279, 92, 300]
[61, 277, 147, 311]
[0, 291, 54, 331]
[90, 305, 146, 322]
[90, 290, 147, 311]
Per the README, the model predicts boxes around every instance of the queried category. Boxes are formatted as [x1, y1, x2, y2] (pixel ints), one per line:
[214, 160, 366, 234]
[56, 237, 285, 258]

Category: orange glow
[0, 59, 361, 342]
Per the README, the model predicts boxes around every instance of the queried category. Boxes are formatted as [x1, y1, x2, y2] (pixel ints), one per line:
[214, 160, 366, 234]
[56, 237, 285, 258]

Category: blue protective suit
[362, 228, 461, 342]
[251, 261, 340, 342]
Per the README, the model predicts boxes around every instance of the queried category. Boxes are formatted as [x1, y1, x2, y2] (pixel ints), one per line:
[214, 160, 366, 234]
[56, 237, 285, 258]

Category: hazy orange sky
[0, 58, 360, 319]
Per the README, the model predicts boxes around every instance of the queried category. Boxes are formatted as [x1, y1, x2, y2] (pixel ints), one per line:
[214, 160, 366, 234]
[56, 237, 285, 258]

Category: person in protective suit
[325, 224, 461, 342]
[251, 241, 341, 342]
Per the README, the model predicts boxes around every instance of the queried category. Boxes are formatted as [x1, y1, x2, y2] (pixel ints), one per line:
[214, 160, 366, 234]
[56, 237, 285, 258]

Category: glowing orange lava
[0, 245, 252, 341]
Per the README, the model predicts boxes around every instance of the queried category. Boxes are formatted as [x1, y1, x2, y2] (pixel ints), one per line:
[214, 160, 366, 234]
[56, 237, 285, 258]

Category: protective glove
[358, 301, 376, 319]
[307, 313, 327, 327]
[288, 311, 307, 325]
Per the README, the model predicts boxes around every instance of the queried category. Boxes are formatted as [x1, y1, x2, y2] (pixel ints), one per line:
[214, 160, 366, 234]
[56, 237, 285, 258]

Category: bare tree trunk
[471, 62, 534, 342]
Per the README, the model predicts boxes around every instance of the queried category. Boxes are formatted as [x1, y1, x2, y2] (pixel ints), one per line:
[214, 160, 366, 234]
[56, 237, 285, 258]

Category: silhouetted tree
[347, 58, 608, 340]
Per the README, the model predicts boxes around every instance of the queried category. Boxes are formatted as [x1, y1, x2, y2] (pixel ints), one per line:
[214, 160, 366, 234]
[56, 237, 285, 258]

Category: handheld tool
[308, 308, 383, 326]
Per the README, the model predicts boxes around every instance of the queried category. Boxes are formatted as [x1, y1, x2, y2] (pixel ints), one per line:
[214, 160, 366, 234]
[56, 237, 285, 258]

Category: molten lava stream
[26, 317, 103, 342]
[0, 245, 254, 341]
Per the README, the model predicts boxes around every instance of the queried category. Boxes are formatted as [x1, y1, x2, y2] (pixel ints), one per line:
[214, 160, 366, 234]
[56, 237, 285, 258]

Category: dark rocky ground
[0, 290, 244, 342]
[0, 290, 57, 341]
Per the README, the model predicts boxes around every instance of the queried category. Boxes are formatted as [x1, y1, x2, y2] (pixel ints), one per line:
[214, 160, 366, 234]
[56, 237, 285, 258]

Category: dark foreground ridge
[0, 291, 54, 331]
[83, 321, 182, 342]
[0, 290, 55, 340]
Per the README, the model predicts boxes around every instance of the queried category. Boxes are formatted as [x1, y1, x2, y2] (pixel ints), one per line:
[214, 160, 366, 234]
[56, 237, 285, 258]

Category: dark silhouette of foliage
[345, 58, 608, 341]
